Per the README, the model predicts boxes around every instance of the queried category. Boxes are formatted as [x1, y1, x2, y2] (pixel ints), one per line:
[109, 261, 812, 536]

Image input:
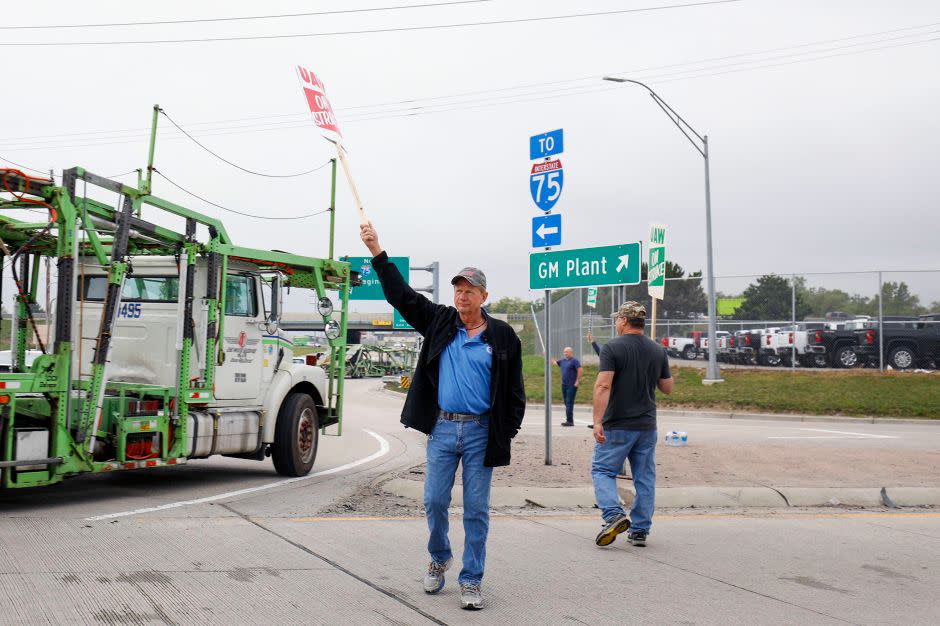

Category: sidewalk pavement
[266, 510, 940, 624]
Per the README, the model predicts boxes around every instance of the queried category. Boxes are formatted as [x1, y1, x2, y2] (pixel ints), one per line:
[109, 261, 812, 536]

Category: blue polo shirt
[438, 319, 493, 415]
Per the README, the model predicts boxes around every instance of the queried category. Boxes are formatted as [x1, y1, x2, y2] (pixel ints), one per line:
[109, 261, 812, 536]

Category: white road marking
[768, 436, 877, 440]
[84, 429, 391, 522]
[798, 428, 898, 439]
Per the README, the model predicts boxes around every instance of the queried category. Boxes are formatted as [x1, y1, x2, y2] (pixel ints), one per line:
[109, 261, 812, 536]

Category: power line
[2, 28, 936, 154]
[3, 18, 936, 149]
[161, 109, 332, 177]
[153, 169, 331, 220]
[0, 1, 496, 30]
[0, 1, 745, 46]
[0, 154, 51, 176]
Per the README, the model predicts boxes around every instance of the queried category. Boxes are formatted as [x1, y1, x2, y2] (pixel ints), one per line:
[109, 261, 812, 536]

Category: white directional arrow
[616, 254, 630, 273]
[536, 223, 559, 240]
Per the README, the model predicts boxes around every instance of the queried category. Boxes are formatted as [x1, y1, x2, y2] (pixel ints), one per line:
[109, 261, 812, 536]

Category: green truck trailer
[0, 147, 354, 489]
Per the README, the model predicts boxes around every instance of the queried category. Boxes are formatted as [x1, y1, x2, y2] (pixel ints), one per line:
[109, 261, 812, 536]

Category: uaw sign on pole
[296, 65, 369, 225]
[648, 223, 667, 340]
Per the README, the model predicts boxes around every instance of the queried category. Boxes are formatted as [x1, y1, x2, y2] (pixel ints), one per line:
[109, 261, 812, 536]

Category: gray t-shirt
[599, 334, 672, 431]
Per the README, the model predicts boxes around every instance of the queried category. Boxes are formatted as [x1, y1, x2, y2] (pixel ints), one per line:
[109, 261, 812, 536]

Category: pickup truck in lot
[701, 331, 731, 361]
[803, 317, 870, 368]
[666, 332, 701, 360]
[853, 315, 940, 369]
[774, 323, 832, 368]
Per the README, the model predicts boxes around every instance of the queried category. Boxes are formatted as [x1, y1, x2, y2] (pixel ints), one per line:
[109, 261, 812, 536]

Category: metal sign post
[530, 129, 565, 466]
[544, 289, 552, 465]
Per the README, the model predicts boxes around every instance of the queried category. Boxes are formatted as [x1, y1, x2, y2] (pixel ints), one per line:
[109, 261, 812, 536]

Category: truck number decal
[118, 303, 142, 318]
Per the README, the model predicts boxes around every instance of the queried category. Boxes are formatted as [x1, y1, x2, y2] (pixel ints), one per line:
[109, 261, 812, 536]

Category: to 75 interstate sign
[529, 242, 642, 290]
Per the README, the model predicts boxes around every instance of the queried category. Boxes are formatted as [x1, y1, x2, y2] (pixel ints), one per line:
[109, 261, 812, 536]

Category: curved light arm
[602, 77, 705, 157]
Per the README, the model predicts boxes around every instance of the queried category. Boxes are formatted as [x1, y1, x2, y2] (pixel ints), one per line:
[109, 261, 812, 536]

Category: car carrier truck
[0, 162, 354, 490]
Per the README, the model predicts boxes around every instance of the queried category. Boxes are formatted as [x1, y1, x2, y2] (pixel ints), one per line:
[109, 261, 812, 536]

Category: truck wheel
[888, 346, 916, 370]
[682, 345, 696, 360]
[272, 392, 319, 477]
[812, 354, 828, 368]
[833, 345, 858, 368]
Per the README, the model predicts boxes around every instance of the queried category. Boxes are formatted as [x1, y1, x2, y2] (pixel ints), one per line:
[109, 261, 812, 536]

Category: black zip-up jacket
[371, 251, 525, 467]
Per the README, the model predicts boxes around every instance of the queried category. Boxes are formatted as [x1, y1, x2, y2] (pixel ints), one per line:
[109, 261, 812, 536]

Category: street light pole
[602, 76, 722, 383]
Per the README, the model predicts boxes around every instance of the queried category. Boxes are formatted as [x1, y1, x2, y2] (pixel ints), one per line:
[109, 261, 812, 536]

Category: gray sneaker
[423, 558, 452, 593]
[460, 582, 484, 610]
[595, 513, 630, 547]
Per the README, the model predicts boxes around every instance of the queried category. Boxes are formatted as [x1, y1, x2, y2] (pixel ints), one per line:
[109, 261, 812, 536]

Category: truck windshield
[81, 276, 179, 302]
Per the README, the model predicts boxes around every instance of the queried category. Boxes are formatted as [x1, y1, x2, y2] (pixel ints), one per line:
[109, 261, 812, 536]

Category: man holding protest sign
[360, 221, 525, 611]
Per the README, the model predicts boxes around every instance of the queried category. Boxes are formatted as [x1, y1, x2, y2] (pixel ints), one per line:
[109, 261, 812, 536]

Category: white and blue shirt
[438, 318, 493, 415]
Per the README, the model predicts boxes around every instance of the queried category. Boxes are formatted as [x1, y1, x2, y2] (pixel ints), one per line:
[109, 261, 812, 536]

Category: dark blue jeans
[424, 416, 493, 586]
[561, 384, 577, 423]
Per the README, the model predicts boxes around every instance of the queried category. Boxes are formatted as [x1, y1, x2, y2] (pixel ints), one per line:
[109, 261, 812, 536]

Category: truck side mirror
[268, 274, 281, 324]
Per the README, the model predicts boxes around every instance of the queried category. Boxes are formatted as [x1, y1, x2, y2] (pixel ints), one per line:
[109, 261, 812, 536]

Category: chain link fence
[517, 270, 940, 372]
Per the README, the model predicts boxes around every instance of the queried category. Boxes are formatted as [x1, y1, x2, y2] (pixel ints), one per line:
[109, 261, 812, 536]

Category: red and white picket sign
[296, 64, 368, 224]
[297, 66, 342, 141]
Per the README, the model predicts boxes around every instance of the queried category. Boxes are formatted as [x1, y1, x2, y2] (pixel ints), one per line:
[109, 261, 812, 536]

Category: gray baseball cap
[451, 267, 487, 290]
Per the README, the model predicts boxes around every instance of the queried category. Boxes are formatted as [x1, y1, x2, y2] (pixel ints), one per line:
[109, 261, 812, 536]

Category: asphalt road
[1, 380, 937, 624]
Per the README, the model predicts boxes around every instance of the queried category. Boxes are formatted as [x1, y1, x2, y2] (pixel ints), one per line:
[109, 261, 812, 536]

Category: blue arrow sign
[530, 159, 563, 211]
[529, 129, 564, 159]
[532, 214, 562, 248]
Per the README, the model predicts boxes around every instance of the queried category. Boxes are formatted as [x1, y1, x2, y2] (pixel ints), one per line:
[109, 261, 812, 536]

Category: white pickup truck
[667, 336, 699, 360]
[774, 323, 831, 367]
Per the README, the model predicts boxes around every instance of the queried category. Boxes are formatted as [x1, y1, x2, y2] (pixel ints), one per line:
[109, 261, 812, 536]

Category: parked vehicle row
[662, 314, 940, 370]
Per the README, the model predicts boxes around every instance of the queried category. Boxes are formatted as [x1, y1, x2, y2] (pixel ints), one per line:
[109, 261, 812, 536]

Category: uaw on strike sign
[297, 66, 342, 142]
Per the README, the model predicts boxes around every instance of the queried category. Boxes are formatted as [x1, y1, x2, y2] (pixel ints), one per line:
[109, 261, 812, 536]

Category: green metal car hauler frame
[0, 108, 352, 489]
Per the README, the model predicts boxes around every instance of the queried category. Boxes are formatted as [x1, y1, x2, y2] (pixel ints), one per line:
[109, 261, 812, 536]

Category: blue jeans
[424, 416, 493, 586]
[561, 384, 577, 423]
[591, 429, 657, 532]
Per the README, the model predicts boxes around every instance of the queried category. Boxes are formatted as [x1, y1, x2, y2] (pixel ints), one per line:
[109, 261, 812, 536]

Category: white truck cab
[77, 256, 330, 475]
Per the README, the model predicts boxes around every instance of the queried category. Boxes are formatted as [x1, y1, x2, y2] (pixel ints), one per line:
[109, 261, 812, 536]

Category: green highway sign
[344, 256, 409, 300]
[393, 308, 413, 330]
[529, 242, 642, 290]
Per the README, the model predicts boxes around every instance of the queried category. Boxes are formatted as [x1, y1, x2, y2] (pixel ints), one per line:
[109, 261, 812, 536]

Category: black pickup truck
[853, 315, 940, 369]
[804, 318, 870, 368]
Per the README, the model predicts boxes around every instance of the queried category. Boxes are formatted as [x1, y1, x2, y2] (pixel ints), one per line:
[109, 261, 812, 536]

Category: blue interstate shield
[529, 159, 564, 212]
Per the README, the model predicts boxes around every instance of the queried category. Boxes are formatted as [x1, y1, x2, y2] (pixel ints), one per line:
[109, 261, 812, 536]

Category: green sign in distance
[648, 224, 667, 300]
[586, 286, 597, 309]
[344, 256, 409, 300]
[393, 308, 413, 330]
[529, 242, 642, 290]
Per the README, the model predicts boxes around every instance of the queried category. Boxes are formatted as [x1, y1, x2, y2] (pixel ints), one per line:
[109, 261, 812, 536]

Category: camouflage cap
[617, 301, 647, 319]
[451, 266, 487, 290]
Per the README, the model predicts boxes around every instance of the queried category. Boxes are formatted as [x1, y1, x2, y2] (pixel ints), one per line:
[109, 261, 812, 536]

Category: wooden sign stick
[336, 142, 369, 225]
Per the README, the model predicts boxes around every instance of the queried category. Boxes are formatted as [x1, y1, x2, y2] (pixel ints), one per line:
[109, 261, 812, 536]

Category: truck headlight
[318, 296, 333, 317]
[325, 320, 341, 340]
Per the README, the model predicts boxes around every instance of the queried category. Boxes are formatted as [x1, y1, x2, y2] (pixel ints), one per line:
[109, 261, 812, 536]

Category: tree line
[487, 268, 937, 321]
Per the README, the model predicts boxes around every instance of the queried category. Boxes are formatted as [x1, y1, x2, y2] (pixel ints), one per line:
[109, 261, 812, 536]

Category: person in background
[551, 347, 582, 426]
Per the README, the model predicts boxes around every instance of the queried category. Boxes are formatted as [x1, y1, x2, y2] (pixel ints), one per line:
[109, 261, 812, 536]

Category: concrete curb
[382, 478, 940, 509]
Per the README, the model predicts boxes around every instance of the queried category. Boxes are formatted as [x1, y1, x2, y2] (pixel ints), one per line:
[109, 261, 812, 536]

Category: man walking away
[591, 302, 673, 547]
[551, 347, 582, 426]
[360, 222, 526, 610]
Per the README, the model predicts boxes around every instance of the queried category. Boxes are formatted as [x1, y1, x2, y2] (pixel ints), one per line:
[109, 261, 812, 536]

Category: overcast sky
[2, 0, 938, 312]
